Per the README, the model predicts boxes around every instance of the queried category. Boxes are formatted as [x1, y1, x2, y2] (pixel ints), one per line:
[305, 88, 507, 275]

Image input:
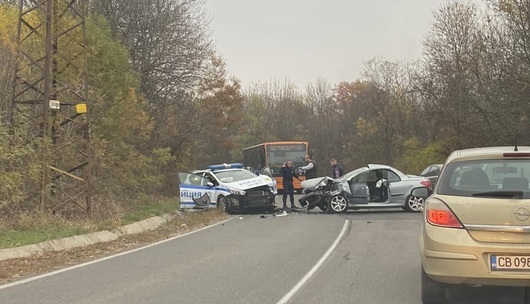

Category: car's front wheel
[217, 195, 231, 213]
[328, 195, 348, 213]
[405, 194, 424, 212]
[421, 266, 446, 304]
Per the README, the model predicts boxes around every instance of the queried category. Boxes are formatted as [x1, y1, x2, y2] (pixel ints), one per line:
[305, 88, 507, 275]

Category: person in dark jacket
[279, 160, 300, 210]
[330, 158, 344, 178]
[300, 154, 317, 180]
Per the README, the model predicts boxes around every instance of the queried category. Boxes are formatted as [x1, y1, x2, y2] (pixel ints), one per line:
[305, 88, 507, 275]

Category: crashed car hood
[301, 177, 336, 191]
[223, 176, 270, 190]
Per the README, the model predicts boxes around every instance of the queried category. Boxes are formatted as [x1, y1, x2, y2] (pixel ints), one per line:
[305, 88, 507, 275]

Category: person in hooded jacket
[330, 158, 344, 178]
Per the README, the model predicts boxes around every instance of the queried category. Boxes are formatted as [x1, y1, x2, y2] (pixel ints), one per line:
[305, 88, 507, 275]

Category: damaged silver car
[299, 164, 433, 213]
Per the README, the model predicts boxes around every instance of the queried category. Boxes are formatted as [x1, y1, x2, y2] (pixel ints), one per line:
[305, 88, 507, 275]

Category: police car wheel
[217, 196, 230, 213]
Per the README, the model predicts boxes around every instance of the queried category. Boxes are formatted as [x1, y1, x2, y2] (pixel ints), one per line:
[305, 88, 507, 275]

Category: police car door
[178, 172, 218, 209]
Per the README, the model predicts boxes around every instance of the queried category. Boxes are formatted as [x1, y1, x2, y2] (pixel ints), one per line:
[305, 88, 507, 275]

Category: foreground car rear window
[437, 160, 530, 198]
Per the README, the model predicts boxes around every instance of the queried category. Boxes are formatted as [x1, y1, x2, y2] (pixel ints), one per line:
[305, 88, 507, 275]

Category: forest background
[0, 0, 529, 224]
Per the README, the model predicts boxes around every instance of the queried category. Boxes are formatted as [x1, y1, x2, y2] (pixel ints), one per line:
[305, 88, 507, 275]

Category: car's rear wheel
[328, 195, 348, 213]
[217, 195, 231, 213]
[405, 195, 424, 212]
[421, 266, 446, 304]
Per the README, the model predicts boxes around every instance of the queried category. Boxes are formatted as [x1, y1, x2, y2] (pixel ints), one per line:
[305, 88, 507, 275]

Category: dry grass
[0, 212, 98, 249]
[0, 199, 188, 249]
[0, 208, 228, 284]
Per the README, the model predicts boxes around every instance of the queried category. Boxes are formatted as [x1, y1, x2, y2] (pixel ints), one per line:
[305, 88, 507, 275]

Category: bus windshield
[266, 143, 307, 173]
[243, 141, 309, 192]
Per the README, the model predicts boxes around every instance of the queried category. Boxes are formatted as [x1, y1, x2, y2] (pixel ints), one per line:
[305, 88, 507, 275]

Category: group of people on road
[279, 154, 344, 211]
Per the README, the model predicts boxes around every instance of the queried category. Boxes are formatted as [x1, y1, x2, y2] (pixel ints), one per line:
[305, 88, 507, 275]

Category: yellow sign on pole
[76, 103, 87, 114]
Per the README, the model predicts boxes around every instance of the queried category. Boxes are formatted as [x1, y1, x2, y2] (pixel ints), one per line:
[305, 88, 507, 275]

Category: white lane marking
[275, 219, 350, 304]
[0, 217, 234, 290]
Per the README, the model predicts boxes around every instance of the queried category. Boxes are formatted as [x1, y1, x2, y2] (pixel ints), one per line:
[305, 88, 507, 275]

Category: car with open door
[299, 164, 432, 213]
[179, 163, 277, 213]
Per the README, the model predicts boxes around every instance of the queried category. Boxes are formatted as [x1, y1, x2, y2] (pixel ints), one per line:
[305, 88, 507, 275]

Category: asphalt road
[0, 198, 528, 304]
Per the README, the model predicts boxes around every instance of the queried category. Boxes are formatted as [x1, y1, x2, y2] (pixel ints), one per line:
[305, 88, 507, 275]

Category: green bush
[394, 138, 446, 174]
[0, 125, 40, 211]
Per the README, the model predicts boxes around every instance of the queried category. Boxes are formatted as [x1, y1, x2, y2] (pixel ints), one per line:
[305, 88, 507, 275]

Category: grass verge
[0, 199, 224, 250]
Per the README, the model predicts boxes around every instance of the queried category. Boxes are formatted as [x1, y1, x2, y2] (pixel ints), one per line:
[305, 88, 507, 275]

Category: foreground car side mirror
[411, 187, 430, 198]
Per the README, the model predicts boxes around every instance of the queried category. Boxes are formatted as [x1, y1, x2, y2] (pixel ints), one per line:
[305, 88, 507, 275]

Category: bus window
[243, 141, 309, 192]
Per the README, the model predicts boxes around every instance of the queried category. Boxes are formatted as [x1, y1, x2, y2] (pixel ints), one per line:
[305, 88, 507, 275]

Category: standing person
[298, 154, 318, 210]
[279, 160, 300, 210]
[300, 154, 317, 180]
[330, 158, 344, 178]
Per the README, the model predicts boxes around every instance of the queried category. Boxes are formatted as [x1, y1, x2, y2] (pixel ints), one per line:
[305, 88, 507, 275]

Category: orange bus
[243, 141, 309, 192]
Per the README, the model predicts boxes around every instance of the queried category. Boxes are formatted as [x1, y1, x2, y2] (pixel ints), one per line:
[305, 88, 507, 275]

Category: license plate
[491, 255, 530, 271]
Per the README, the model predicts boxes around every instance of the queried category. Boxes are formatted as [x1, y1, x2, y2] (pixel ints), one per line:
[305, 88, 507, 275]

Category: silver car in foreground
[299, 164, 433, 213]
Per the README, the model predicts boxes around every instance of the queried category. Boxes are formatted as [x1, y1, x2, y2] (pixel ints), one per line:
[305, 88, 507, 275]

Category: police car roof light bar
[208, 163, 244, 171]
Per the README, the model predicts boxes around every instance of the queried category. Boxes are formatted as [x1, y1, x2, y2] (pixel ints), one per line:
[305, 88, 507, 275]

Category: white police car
[178, 163, 277, 213]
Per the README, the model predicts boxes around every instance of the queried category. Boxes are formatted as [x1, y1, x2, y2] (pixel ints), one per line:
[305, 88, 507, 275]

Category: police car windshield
[214, 170, 257, 183]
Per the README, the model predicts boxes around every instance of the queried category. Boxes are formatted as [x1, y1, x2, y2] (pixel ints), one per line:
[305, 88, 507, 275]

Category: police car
[178, 163, 278, 213]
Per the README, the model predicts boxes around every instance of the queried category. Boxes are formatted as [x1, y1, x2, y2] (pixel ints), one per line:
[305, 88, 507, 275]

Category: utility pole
[10, 0, 92, 214]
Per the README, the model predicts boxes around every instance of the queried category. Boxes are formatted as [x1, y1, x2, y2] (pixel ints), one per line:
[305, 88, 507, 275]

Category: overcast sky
[204, 0, 479, 89]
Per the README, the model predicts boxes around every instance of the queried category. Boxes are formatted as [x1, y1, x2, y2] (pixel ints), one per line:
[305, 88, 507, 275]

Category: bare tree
[421, 1, 491, 148]
[91, 0, 212, 97]
[484, 0, 530, 144]
[90, 0, 213, 161]
[244, 79, 309, 142]
[358, 59, 420, 164]
[304, 78, 337, 165]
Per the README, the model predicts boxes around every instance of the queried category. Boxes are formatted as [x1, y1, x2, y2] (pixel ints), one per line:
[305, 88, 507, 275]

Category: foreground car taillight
[425, 198, 463, 228]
